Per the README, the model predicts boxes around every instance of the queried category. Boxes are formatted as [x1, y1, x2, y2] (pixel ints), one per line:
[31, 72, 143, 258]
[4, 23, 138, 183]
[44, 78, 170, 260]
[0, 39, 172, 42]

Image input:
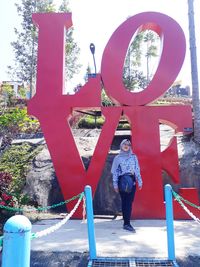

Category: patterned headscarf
[111, 139, 133, 174]
[118, 139, 133, 158]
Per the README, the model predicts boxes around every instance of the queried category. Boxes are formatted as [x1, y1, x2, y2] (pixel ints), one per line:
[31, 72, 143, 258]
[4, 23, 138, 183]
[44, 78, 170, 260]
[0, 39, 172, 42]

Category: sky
[0, 0, 200, 92]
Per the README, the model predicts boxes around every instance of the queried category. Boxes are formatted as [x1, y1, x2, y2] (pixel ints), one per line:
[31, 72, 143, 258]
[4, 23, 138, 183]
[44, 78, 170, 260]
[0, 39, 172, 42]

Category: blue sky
[0, 0, 200, 92]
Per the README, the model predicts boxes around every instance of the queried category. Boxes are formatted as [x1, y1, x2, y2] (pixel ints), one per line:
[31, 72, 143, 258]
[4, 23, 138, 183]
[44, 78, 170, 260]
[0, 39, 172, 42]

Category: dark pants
[119, 186, 136, 226]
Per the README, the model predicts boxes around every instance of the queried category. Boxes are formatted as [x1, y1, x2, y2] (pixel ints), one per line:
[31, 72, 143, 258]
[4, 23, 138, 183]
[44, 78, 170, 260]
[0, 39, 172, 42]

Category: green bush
[0, 143, 42, 205]
[78, 115, 105, 128]
[121, 123, 131, 129]
[0, 172, 16, 210]
[0, 108, 40, 134]
[101, 89, 114, 106]
[1, 84, 15, 107]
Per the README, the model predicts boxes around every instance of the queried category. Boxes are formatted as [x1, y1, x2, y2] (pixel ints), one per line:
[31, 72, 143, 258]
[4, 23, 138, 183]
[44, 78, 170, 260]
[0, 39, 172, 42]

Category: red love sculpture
[28, 12, 197, 219]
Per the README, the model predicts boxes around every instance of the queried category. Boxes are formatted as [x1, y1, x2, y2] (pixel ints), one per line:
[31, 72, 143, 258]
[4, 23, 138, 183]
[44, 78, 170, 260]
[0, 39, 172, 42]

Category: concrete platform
[31, 216, 200, 259]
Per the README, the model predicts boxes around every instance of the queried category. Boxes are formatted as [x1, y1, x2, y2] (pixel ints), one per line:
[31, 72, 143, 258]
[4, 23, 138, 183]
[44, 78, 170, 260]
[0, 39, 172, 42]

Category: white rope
[34, 195, 83, 238]
[175, 197, 200, 224]
[82, 195, 86, 222]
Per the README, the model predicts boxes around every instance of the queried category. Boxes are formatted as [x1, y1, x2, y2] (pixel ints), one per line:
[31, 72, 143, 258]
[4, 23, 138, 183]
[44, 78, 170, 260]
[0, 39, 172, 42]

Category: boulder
[24, 145, 66, 212]
[24, 127, 200, 215]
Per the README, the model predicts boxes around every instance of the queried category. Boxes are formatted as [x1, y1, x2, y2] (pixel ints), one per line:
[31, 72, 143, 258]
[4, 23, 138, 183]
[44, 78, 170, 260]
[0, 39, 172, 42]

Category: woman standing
[111, 139, 143, 232]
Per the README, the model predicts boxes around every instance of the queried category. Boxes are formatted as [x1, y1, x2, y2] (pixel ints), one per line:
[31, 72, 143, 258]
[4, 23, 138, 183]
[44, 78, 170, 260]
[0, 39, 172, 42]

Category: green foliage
[0, 172, 12, 192]
[123, 70, 147, 91]
[77, 114, 131, 129]
[1, 84, 15, 107]
[0, 173, 16, 211]
[18, 86, 27, 98]
[101, 89, 114, 106]
[0, 143, 42, 200]
[78, 115, 105, 128]
[0, 108, 40, 135]
[123, 30, 159, 91]
[8, 0, 81, 87]
[118, 123, 130, 130]
[152, 97, 192, 106]
[58, 0, 81, 80]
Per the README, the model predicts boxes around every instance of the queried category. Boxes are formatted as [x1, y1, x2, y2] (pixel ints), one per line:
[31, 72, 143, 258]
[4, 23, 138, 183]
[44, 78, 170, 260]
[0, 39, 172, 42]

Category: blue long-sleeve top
[111, 153, 143, 190]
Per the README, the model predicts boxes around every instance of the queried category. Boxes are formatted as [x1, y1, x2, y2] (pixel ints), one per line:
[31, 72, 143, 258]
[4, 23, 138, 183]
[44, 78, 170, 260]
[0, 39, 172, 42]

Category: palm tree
[143, 30, 158, 83]
[188, 0, 200, 144]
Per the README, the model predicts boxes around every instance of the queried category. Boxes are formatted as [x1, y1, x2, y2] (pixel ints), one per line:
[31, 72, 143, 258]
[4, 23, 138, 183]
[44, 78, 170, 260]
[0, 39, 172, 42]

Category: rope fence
[172, 189, 200, 224]
[32, 192, 84, 239]
[172, 190, 200, 210]
[0, 192, 83, 213]
[0, 191, 85, 249]
[1, 187, 200, 256]
[0, 236, 3, 249]
[1, 185, 96, 267]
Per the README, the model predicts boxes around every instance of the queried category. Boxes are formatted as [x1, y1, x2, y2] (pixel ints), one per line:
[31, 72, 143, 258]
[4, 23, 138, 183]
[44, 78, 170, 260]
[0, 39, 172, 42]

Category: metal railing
[1, 189, 87, 267]
[1, 184, 179, 266]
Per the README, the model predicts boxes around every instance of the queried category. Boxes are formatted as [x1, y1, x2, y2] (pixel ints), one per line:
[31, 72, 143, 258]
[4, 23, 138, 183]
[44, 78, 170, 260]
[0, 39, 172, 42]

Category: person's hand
[138, 185, 142, 190]
[114, 187, 119, 193]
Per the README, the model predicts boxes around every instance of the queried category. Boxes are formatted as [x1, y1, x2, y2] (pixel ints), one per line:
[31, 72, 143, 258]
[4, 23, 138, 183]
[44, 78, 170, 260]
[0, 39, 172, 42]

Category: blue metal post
[84, 185, 97, 259]
[165, 184, 175, 261]
[2, 215, 32, 267]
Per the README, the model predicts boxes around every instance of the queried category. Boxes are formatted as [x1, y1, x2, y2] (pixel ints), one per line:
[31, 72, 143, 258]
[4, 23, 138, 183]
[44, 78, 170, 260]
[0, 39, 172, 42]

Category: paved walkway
[31, 216, 200, 259]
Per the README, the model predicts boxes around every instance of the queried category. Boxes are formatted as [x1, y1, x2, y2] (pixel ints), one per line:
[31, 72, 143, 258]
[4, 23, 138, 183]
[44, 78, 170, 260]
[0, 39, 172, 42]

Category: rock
[24, 127, 200, 215]
[178, 137, 200, 189]
[93, 154, 121, 215]
[24, 145, 66, 213]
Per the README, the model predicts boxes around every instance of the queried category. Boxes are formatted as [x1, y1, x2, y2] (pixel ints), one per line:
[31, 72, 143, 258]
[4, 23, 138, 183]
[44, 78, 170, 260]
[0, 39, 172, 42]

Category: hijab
[111, 139, 133, 174]
[118, 139, 133, 158]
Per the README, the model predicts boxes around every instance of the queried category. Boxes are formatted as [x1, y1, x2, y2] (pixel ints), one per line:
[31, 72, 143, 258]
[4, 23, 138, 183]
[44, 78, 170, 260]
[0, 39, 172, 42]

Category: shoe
[123, 224, 136, 232]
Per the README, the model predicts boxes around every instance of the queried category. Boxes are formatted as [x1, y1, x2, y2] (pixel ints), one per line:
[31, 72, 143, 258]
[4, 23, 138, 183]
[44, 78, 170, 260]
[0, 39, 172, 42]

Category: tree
[0, 84, 15, 108]
[123, 33, 146, 91]
[123, 30, 159, 91]
[101, 89, 114, 107]
[84, 65, 92, 83]
[143, 30, 159, 83]
[8, 0, 81, 97]
[188, 0, 200, 144]
[58, 0, 81, 80]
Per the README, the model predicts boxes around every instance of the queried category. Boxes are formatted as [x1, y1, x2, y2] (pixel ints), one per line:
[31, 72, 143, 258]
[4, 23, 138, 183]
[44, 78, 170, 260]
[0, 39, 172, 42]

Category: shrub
[0, 172, 12, 193]
[101, 89, 114, 106]
[0, 108, 40, 134]
[78, 115, 105, 128]
[0, 172, 16, 211]
[0, 108, 40, 150]
[1, 84, 15, 107]
[0, 143, 42, 205]
[122, 123, 131, 129]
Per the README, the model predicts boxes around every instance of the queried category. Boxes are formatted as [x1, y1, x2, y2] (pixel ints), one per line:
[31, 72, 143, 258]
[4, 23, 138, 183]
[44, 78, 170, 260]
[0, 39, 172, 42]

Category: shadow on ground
[1, 251, 200, 266]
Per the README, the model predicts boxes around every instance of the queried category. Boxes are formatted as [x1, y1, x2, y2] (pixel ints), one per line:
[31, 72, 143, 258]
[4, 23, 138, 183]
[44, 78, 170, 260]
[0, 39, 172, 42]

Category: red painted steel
[28, 12, 197, 219]
[101, 12, 186, 106]
[173, 188, 200, 219]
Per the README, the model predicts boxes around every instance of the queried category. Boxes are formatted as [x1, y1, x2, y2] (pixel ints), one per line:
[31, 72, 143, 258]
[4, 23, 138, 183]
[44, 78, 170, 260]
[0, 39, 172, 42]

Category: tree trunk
[188, 0, 200, 144]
